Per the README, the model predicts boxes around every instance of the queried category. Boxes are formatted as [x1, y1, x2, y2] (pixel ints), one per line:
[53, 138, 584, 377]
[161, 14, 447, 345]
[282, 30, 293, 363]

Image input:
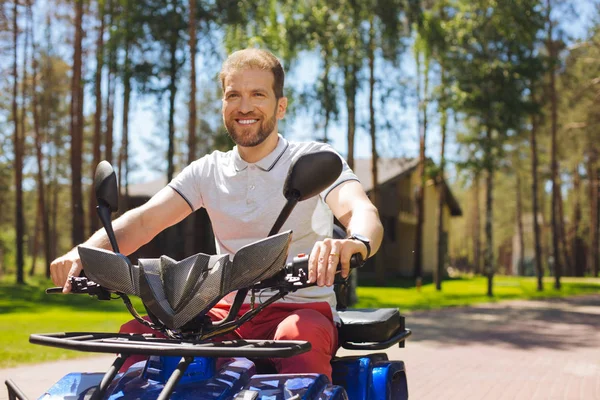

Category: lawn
[1, 275, 599, 368]
[355, 275, 600, 310]
[0, 276, 144, 368]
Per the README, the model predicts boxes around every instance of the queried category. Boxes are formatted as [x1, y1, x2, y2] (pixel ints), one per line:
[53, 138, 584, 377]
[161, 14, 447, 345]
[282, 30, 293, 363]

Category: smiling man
[50, 48, 383, 380]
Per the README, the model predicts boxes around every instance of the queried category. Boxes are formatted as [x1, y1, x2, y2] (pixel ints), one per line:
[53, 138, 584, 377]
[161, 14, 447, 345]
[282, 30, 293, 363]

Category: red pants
[119, 302, 339, 381]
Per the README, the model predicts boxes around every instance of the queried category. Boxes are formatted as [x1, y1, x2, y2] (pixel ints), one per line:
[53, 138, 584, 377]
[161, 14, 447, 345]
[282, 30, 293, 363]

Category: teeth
[238, 119, 257, 125]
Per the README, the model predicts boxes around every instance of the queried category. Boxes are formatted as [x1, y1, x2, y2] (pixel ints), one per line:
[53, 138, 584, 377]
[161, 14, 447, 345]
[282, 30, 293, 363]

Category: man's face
[222, 68, 287, 147]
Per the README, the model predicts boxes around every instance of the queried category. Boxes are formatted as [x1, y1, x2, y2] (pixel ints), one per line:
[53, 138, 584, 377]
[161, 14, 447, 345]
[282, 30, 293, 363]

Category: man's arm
[307, 180, 384, 286]
[51, 186, 192, 292]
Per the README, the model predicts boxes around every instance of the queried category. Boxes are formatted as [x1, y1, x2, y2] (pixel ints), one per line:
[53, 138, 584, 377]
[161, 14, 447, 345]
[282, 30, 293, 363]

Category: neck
[237, 131, 279, 163]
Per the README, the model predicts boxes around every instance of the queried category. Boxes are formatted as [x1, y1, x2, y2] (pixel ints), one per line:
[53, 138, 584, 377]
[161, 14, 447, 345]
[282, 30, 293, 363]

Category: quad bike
[5, 151, 411, 399]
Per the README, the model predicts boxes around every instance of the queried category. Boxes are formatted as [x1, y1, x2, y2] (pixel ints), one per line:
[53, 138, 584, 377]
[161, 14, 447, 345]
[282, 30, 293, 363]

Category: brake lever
[46, 276, 111, 300]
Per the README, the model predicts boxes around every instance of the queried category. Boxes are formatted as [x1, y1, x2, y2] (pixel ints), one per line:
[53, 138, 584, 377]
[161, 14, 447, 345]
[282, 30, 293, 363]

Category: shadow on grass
[403, 294, 600, 352]
[0, 280, 141, 314]
[357, 275, 470, 288]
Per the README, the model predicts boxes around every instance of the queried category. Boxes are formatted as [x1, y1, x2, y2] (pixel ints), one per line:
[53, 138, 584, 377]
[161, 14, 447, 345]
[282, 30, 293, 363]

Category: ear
[276, 97, 288, 120]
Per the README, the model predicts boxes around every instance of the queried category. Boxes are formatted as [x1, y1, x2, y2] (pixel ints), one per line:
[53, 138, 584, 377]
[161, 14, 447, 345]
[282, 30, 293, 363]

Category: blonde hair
[220, 48, 285, 99]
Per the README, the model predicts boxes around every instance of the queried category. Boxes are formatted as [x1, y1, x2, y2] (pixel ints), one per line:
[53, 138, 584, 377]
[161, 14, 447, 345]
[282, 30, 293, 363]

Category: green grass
[355, 275, 600, 311]
[0, 276, 144, 368]
[1, 275, 599, 368]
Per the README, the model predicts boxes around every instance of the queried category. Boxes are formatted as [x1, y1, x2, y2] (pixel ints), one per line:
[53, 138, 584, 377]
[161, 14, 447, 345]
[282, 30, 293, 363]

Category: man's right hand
[50, 250, 83, 293]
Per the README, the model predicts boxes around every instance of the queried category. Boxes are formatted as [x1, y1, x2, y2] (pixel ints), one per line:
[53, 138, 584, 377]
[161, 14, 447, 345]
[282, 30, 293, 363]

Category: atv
[5, 151, 411, 400]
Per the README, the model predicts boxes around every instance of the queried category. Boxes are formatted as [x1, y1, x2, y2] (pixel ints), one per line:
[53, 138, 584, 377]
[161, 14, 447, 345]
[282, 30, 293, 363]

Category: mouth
[236, 118, 259, 126]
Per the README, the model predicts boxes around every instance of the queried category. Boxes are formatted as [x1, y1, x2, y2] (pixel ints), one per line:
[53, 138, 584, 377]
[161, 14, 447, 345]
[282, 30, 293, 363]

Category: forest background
[1, 0, 600, 296]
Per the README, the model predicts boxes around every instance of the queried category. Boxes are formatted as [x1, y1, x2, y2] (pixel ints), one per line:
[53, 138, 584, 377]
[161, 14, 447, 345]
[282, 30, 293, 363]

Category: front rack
[30, 332, 311, 358]
[9, 332, 312, 400]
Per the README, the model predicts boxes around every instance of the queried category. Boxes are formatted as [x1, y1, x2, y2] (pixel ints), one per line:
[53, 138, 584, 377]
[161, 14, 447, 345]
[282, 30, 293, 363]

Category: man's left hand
[307, 238, 368, 287]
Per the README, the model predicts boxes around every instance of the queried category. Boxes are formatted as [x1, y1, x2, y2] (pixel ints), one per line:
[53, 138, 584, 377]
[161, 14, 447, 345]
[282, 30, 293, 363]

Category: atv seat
[337, 308, 410, 350]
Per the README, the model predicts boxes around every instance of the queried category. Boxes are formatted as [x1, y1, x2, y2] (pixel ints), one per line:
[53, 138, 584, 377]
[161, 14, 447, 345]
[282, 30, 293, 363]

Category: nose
[239, 95, 254, 114]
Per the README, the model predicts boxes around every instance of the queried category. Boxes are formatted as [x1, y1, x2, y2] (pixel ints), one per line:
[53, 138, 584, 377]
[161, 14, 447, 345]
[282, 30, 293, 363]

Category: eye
[253, 92, 266, 97]
[226, 93, 239, 99]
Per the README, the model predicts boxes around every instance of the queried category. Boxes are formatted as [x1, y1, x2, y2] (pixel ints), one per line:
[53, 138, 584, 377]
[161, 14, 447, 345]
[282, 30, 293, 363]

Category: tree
[12, 0, 25, 284]
[546, 0, 562, 289]
[28, 0, 51, 277]
[530, 85, 544, 290]
[89, 0, 106, 235]
[446, 0, 545, 296]
[69, 0, 85, 246]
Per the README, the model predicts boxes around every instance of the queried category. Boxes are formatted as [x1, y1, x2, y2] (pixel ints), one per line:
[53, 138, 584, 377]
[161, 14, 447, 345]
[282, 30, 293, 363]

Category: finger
[55, 261, 69, 289]
[317, 241, 331, 286]
[63, 261, 81, 294]
[326, 242, 342, 286]
[308, 243, 321, 284]
[50, 260, 60, 286]
[339, 244, 354, 279]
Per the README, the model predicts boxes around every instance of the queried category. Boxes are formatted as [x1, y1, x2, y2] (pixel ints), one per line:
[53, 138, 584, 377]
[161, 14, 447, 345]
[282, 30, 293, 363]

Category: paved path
[2, 295, 600, 399]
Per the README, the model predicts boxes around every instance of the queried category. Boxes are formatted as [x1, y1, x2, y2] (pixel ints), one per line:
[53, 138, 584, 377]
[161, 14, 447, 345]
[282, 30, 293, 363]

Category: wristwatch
[348, 234, 371, 260]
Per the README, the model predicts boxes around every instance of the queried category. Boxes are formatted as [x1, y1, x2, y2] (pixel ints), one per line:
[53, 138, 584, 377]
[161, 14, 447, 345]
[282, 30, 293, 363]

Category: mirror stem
[97, 205, 120, 253]
[268, 198, 298, 236]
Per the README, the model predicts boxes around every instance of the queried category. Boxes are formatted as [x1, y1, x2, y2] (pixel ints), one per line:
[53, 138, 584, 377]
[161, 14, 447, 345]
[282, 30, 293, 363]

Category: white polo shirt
[168, 134, 359, 322]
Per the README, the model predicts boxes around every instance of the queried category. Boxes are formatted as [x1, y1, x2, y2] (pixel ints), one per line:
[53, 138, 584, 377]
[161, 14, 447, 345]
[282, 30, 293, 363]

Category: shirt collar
[233, 134, 289, 172]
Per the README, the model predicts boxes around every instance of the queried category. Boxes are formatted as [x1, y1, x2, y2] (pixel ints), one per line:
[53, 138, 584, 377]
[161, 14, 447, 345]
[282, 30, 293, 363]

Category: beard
[224, 107, 278, 147]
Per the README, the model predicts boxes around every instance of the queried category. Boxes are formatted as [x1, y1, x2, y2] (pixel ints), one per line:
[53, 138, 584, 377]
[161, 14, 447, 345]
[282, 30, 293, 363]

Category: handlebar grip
[45, 287, 64, 294]
[286, 252, 365, 276]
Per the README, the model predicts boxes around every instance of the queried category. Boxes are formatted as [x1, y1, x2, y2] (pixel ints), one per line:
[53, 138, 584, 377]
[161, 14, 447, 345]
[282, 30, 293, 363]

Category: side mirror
[94, 161, 120, 253]
[283, 151, 343, 201]
[94, 160, 119, 212]
[269, 151, 343, 236]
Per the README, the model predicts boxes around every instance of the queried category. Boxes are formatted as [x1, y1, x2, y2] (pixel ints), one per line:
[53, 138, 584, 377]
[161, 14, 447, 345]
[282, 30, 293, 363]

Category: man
[50, 48, 383, 380]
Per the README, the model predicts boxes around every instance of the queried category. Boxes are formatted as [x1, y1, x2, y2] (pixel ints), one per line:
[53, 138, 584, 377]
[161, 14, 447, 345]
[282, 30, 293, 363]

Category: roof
[128, 178, 167, 198]
[353, 157, 462, 217]
[352, 158, 420, 192]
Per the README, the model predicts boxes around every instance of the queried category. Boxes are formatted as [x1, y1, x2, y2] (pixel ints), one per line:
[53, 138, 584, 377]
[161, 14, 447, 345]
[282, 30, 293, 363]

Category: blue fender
[38, 354, 406, 400]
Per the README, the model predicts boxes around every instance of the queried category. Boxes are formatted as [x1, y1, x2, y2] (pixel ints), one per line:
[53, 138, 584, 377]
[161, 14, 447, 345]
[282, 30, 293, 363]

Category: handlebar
[285, 253, 363, 279]
[46, 276, 111, 300]
[46, 252, 364, 298]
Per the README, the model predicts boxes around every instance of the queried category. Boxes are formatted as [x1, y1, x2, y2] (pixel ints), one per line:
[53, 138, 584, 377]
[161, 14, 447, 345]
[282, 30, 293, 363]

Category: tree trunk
[119, 28, 131, 212]
[588, 148, 599, 277]
[473, 172, 481, 274]
[516, 171, 524, 276]
[321, 54, 332, 143]
[557, 178, 572, 275]
[343, 63, 357, 170]
[70, 0, 85, 246]
[485, 126, 494, 297]
[530, 89, 544, 290]
[167, 39, 178, 182]
[13, 0, 25, 284]
[188, 0, 197, 165]
[368, 18, 382, 287]
[89, 0, 105, 235]
[185, 0, 198, 257]
[29, 203, 40, 276]
[435, 69, 448, 291]
[414, 51, 429, 280]
[572, 164, 584, 276]
[30, 12, 52, 277]
[546, 0, 561, 289]
[105, 0, 115, 165]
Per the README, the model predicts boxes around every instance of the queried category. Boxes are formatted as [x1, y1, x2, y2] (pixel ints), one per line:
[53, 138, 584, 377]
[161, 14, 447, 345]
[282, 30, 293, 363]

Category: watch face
[351, 234, 370, 244]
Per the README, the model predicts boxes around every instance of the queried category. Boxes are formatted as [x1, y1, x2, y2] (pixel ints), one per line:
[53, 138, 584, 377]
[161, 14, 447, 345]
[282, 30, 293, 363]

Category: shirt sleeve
[167, 158, 205, 211]
[312, 143, 360, 200]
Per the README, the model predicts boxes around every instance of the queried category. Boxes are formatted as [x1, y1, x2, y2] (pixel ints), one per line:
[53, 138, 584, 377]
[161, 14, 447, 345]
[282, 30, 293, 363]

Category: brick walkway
[3, 294, 600, 399]
[339, 294, 600, 399]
